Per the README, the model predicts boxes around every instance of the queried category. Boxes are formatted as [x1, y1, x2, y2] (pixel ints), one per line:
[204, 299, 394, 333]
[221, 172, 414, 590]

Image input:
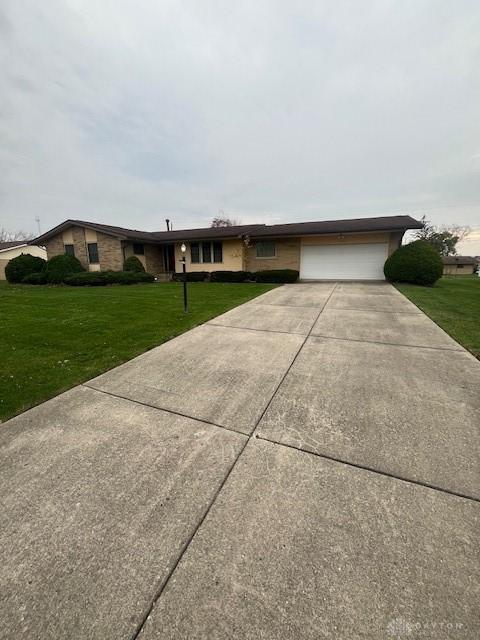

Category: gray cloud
[1, 0, 479, 248]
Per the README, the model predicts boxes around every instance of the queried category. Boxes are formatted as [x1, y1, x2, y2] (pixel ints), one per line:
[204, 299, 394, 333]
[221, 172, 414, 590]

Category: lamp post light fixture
[180, 243, 188, 313]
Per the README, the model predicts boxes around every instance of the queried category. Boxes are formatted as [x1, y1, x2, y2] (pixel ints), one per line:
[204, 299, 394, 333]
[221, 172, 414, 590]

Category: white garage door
[300, 243, 388, 280]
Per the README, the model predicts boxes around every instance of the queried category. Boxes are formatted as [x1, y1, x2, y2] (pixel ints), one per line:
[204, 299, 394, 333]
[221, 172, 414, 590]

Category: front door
[163, 244, 176, 272]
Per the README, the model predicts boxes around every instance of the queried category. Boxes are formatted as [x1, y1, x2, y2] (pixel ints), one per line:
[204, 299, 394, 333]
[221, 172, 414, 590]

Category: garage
[300, 242, 389, 280]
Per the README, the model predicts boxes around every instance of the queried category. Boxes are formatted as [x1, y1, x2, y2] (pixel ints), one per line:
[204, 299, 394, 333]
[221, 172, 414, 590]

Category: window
[133, 243, 144, 255]
[191, 242, 200, 263]
[87, 242, 99, 264]
[256, 241, 276, 258]
[202, 242, 212, 263]
[213, 241, 223, 263]
[457, 264, 464, 269]
[64, 244, 75, 257]
[190, 240, 223, 263]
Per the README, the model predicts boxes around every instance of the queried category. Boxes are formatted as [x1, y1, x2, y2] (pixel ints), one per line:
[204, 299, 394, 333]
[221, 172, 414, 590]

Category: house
[442, 255, 478, 276]
[31, 215, 422, 281]
[0, 241, 47, 280]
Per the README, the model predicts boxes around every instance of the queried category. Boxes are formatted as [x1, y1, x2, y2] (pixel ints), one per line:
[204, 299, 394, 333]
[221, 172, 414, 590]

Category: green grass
[396, 276, 480, 358]
[0, 281, 276, 422]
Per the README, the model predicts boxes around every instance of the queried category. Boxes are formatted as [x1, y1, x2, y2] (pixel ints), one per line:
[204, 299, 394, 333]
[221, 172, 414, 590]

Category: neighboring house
[30, 215, 422, 281]
[442, 256, 478, 276]
[0, 241, 47, 280]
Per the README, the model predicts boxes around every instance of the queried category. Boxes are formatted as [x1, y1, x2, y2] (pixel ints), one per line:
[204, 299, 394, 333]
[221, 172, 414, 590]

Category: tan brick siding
[72, 226, 89, 268]
[245, 238, 301, 272]
[45, 234, 65, 260]
[0, 259, 8, 280]
[97, 232, 124, 271]
[144, 244, 165, 275]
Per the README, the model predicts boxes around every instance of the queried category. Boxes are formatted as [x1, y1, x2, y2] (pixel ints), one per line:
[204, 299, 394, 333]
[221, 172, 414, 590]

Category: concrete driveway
[1, 283, 479, 639]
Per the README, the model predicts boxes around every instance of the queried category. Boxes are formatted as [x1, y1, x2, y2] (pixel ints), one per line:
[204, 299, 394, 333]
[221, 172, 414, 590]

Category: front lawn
[0, 281, 276, 422]
[396, 276, 480, 358]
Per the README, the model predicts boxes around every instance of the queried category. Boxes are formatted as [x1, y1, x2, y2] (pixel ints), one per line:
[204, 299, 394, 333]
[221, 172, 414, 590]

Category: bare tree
[443, 224, 470, 244]
[210, 210, 241, 227]
[0, 228, 34, 243]
[414, 216, 471, 256]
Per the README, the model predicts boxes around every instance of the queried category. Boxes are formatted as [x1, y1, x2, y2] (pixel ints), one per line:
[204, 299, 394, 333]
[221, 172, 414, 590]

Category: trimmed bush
[210, 270, 251, 283]
[123, 255, 145, 272]
[64, 271, 155, 286]
[5, 254, 46, 283]
[254, 269, 299, 283]
[46, 254, 85, 283]
[384, 240, 443, 286]
[21, 272, 48, 285]
[173, 271, 209, 282]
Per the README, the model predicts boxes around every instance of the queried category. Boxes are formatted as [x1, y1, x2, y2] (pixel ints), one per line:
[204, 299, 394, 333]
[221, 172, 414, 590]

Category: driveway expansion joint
[207, 322, 308, 336]
[328, 306, 422, 314]
[83, 384, 249, 438]
[309, 333, 466, 353]
[131, 283, 340, 640]
[255, 435, 480, 504]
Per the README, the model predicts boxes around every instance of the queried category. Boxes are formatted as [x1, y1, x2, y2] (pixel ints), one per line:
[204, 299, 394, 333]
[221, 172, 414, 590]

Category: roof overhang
[0, 243, 28, 254]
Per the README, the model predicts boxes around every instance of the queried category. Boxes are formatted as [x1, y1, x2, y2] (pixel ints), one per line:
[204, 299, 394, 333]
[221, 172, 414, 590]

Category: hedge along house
[31, 215, 422, 281]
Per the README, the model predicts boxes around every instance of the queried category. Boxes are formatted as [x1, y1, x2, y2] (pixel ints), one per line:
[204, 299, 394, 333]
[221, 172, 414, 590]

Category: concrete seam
[83, 384, 248, 438]
[309, 334, 465, 353]
[255, 435, 480, 504]
[128, 284, 339, 640]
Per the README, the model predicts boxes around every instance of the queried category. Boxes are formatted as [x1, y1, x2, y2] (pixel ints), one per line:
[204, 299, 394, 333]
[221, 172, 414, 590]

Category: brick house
[31, 215, 422, 280]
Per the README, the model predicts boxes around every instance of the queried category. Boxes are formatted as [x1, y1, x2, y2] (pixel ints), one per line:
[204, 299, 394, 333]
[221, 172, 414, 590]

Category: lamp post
[180, 243, 188, 313]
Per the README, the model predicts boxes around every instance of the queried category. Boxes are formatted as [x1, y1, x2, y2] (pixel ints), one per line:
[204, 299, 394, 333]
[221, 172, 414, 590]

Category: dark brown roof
[0, 240, 27, 251]
[149, 224, 265, 242]
[31, 220, 162, 245]
[247, 215, 423, 238]
[30, 215, 422, 245]
[442, 255, 478, 265]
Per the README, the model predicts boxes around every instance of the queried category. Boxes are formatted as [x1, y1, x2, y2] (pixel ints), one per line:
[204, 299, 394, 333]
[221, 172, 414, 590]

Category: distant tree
[210, 211, 241, 227]
[0, 227, 34, 242]
[414, 216, 470, 256]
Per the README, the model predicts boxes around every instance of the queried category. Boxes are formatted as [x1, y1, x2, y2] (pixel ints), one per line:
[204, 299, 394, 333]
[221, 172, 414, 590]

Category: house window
[87, 242, 99, 264]
[191, 242, 200, 263]
[133, 243, 144, 255]
[457, 264, 464, 269]
[190, 240, 223, 263]
[202, 242, 212, 263]
[64, 244, 75, 257]
[256, 241, 276, 258]
[213, 241, 223, 263]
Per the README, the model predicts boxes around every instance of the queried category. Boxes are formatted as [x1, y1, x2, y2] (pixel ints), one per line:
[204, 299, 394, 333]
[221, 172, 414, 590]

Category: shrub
[64, 271, 155, 286]
[46, 254, 85, 283]
[5, 254, 46, 283]
[21, 272, 48, 285]
[210, 270, 250, 283]
[173, 271, 208, 282]
[254, 269, 299, 283]
[384, 240, 443, 286]
[123, 255, 145, 272]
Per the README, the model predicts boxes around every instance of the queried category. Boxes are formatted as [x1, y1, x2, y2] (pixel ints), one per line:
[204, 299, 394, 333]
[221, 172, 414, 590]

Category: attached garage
[300, 242, 389, 280]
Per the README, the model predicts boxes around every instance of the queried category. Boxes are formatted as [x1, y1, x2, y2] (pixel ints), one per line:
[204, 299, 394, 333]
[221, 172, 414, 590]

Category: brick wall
[45, 234, 65, 260]
[97, 232, 124, 271]
[144, 244, 165, 275]
[245, 238, 301, 272]
[72, 226, 89, 268]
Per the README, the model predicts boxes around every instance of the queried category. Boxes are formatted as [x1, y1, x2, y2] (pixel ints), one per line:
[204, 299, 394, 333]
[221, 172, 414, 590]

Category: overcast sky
[1, 1, 479, 252]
